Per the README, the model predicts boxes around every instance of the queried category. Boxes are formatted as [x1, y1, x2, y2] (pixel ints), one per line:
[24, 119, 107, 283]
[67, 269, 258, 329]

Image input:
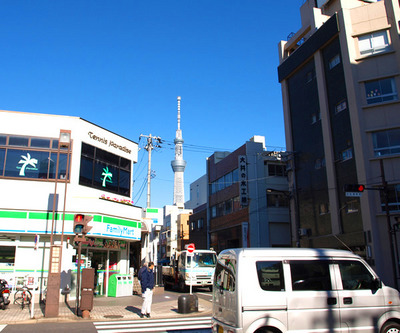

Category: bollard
[177, 294, 198, 314]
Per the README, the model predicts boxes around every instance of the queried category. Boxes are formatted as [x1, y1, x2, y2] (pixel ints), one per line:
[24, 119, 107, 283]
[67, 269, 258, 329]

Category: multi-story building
[0, 110, 143, 297]
[186, 175, 208, 249]
[278, 0, 400, 286]
[207, 136, 290, 252]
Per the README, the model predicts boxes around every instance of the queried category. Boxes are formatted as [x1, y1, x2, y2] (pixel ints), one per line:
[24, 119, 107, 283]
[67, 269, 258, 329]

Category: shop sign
[101, 167, 113, 187]
[81, 237, 127, 249]
[88, 131, 132, 155]
[238, 155, 248, 206]
[17, 153, 38, 176]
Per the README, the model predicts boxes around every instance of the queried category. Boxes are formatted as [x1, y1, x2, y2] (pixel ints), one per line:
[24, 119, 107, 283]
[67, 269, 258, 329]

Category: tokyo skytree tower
[171, 96, 187, 208]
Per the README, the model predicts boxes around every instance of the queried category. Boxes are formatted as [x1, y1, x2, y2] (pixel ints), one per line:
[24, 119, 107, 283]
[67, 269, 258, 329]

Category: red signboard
[186, 243, 195, 253]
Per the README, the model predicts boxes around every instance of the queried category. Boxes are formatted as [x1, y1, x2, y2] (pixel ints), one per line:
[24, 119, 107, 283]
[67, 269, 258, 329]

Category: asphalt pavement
[0, 286, 213, 325]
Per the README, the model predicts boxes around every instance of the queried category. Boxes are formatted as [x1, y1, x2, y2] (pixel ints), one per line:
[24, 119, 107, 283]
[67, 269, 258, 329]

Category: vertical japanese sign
[239, 155, 248, 206]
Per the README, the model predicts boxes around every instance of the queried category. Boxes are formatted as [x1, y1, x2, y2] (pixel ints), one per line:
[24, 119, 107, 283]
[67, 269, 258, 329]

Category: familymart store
[0, 110, 143, 298]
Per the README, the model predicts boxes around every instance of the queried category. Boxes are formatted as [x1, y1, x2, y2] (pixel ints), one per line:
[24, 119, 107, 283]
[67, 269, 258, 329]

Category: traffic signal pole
[380, 159, 399, 289]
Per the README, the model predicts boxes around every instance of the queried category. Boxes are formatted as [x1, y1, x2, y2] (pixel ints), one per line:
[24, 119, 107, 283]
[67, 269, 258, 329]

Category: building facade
[0, 110, 143, 297]
[207, 136, 290, 253]
[278, 0, 400, 286]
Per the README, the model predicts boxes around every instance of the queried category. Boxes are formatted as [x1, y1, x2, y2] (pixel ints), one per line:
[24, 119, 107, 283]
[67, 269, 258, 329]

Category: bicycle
[14, 285, 32, 309]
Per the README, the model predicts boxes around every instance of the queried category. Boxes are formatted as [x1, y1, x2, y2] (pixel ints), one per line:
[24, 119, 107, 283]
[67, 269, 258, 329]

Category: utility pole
[380, 159, 398, 289]
[139, 134, 162, 208]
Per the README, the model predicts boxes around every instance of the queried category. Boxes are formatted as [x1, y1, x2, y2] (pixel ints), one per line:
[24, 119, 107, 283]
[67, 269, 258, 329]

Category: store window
[365, 78, 398, 104]
[79, 142, 131, 196]
[0, 134, 69, 180]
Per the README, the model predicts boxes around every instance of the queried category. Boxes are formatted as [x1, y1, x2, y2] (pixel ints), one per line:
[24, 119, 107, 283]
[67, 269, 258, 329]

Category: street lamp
[45, 129, 71, 318]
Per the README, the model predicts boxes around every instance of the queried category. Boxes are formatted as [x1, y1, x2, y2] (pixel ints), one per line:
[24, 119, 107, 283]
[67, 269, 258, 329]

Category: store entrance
[89, 250, 107, 296]
[88, 249, 119, 296]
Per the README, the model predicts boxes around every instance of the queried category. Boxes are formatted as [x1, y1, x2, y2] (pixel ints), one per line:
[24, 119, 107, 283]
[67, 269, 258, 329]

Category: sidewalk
[0, 287, 212, 324]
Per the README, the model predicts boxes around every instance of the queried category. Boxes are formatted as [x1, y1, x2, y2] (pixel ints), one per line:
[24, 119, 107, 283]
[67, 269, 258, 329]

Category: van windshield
[187, 253, 216, 268]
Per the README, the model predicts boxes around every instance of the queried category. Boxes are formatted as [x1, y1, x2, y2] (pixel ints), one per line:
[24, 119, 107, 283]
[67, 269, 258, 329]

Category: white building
[0, 110, 143, 298]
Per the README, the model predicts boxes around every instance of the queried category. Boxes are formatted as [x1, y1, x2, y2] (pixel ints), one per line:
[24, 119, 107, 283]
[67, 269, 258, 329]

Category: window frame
[365, 77, 398, 105]
[0, 134, 71, 181]
[358, 30, 390, 56]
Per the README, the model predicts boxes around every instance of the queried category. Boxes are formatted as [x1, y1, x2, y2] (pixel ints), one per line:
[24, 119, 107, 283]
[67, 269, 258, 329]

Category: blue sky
[0, 1, 303, 208]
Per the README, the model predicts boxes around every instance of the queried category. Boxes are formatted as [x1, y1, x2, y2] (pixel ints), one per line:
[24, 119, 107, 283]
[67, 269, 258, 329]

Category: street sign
[345, 192, 362, 197]
[186, 243, 195, 253]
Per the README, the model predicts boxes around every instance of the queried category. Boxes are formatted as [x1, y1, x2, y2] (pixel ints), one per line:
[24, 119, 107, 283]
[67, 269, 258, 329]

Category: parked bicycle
[14, 284, 32, 310]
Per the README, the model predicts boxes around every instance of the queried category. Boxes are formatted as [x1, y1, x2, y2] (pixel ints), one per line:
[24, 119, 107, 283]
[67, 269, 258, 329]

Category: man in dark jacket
[140, 261, 155, 318]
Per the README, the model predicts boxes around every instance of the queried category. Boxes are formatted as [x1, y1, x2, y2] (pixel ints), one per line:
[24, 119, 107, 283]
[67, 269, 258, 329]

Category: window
[256, 261, 285, 291]
[329, 54, 341, 69]
[191, 221, 196, 231]
[215, 260, 236, 292]
[311, 112, 321, 124]
[372, 129, 400, 157]
[290, 260, 332, 291]
[365, 78, 398, 104]
[267, 192, 289, 208]
[335, 100, 347, 113]
[338, 260, 375, 290]
[380, 184, 400, 212]
[0, 134, 69, 180]
[346, 201, 359, 214]
[211, 206, 217, 218]
[319, 202, 330, 215]
[197, 218, 204, 229]
[358, 30, 389, 56]
[341, 148, 353, 161]
[79, 142, 131, 196]
[267, 163, 286, 177]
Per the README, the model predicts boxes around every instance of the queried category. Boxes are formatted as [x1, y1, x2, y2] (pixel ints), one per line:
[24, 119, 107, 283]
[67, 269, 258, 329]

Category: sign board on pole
[186, 243, 195, 253]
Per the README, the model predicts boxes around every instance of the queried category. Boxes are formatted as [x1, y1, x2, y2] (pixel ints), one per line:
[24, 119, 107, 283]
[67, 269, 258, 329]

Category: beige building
[278, 0, 400, 287]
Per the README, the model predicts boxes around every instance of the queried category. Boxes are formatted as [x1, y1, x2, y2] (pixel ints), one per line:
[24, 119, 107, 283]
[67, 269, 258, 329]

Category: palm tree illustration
[101, 167, 113, 187]
[18, 153, 38, 176]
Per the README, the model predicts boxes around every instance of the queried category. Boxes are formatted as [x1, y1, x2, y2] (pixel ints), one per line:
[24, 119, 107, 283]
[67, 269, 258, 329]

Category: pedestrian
[138, 262, 147, 284]
[140, 261, 155, 318]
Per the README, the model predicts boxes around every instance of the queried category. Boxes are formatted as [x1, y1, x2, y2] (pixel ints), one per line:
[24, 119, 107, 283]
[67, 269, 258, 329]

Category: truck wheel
[381, 321, 400, 333]
[179, 279, 187, 292]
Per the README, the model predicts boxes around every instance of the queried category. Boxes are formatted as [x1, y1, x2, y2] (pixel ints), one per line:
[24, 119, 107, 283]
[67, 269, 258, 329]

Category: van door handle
[327, 297, 337, 305]
[343, 297, 352, 304]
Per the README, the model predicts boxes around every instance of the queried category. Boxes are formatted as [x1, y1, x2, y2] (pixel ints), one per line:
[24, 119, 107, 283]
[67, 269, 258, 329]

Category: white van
[212, 248, 400, 333]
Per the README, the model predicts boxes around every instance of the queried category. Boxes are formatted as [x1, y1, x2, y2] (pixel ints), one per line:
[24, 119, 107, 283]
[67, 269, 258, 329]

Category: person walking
[140, 261, 155, 318]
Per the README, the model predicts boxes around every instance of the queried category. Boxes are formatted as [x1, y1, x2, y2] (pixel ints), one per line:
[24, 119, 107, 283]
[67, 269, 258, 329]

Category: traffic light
[344, 184, 365, 192]
[73, 214, 93, 235]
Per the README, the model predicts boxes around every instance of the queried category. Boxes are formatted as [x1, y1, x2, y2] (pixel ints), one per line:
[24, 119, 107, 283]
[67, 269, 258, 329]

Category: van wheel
[254, 328, 276, 333]
[381, 321, 400, 333]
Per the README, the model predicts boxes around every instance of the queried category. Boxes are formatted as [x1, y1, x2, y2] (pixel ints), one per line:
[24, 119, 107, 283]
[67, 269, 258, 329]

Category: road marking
[0, 325, 7, 332]
[94, 316, 212, 333]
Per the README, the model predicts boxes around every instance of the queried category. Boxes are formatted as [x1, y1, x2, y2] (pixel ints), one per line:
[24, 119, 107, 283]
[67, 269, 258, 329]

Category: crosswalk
[94, 316, 212, 333]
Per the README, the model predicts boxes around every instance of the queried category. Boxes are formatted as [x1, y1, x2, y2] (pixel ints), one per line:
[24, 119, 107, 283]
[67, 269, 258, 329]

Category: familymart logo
[101, 167, 113, 187]
[17, 153, 38, 176]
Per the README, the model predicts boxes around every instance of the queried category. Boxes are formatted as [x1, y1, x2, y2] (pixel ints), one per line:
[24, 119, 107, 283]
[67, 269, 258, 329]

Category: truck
[162, 249, 217, 292]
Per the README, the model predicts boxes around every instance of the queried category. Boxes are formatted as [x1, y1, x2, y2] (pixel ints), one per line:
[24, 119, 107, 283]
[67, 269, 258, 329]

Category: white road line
[0, 325, 7, 332]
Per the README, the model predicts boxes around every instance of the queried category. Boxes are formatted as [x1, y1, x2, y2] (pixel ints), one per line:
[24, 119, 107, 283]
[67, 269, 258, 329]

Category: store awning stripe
[0, 211, 27, 219]
[103, 216, 138, 227]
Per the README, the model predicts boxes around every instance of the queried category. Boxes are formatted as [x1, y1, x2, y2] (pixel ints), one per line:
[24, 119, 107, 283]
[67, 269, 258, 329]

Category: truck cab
[163, 249, 217, 292]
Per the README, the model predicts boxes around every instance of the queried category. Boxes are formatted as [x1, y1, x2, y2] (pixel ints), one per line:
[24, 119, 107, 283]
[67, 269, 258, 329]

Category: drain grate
[104, 315, 124, 318]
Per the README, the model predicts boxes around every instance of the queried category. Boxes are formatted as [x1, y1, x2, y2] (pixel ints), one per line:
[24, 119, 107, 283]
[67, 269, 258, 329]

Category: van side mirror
[372, 278, 382, 290]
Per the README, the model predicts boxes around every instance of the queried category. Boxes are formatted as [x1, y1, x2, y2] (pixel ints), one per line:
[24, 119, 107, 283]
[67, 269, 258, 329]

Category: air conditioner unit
[298, 228, 309, 236]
